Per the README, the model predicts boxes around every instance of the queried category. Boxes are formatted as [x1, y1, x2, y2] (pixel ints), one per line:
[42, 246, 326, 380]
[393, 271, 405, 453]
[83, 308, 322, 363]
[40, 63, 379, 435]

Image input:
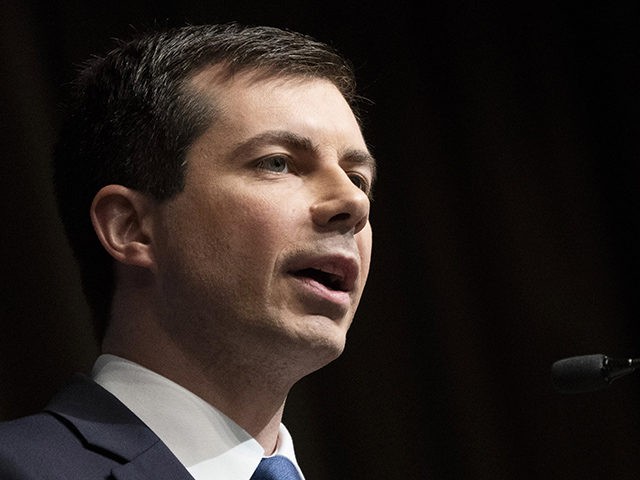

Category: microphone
[551, 354, 640, 394]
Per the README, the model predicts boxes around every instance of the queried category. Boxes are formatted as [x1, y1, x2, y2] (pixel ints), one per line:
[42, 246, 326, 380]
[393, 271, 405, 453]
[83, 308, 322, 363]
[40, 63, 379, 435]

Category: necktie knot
[250, 455, 302, 480]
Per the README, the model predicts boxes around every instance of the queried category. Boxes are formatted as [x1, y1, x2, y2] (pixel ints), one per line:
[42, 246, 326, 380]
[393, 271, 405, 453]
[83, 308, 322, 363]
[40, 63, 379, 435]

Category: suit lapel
[45, 374, 194, 480]
[111, 440, 195, 480]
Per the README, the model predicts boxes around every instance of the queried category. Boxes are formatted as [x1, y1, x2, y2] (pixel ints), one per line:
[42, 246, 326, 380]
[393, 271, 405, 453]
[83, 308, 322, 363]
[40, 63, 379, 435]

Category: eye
[256, 155, 290, 173]
[348, 172, 371, 195]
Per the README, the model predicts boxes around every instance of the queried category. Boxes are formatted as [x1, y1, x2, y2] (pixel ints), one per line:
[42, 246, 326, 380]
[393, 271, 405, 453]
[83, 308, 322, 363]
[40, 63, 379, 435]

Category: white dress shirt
[91, 354, 305, 480]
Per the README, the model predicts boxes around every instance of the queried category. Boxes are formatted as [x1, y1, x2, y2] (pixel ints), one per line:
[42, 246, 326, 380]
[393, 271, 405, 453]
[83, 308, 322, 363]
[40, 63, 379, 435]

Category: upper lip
[286, 252, 359, 293]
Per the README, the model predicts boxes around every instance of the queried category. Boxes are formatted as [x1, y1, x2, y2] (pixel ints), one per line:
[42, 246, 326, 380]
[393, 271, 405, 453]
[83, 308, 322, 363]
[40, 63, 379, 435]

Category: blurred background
[2, 1, 639, 479]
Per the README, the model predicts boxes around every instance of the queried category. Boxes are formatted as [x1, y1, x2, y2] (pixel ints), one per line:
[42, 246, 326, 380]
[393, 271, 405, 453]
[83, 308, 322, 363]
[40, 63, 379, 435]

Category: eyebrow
[343, 148, 378, 185]
[230, 129, 377, 183]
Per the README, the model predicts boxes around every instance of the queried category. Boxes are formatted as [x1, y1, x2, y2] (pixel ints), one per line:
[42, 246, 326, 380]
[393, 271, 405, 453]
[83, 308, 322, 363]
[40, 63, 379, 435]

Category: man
[0, 22, 375, 479]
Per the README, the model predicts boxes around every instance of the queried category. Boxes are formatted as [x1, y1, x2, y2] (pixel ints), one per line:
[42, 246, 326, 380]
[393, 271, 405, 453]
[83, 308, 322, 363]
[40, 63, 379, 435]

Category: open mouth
[286, 253, 358, 296]
[292, 268, 347, 292]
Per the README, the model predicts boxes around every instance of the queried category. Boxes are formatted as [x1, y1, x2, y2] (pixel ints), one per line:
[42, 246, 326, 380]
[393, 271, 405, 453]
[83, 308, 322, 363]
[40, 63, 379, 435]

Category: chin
[303, 325, 348, 367]
[296, 346, 345, 380]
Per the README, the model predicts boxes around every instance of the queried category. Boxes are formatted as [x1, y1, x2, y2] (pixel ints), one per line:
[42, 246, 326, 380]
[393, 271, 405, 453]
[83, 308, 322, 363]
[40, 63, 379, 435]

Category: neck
[102, 315, 293, 454]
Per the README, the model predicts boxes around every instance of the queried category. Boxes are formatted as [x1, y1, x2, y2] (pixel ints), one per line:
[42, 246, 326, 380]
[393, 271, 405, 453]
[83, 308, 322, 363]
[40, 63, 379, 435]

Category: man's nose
[309, 168, 370, 234]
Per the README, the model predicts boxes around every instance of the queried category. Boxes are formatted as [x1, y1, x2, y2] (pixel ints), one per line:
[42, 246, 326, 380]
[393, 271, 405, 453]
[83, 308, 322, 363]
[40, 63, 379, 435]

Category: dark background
[2, 2, 640, 479]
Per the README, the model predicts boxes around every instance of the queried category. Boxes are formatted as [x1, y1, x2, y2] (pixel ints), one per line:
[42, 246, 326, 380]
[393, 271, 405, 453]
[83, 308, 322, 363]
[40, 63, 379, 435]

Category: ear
[90, 185, 156, 270]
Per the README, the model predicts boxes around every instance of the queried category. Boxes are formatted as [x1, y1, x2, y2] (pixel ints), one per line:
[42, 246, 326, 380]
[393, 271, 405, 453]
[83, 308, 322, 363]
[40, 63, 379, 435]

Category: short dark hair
[52, 22, 362, 341]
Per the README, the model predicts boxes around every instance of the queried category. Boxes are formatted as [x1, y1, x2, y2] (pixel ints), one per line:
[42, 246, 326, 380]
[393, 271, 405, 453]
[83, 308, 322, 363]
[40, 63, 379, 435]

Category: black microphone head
[551, 354, 607, 394]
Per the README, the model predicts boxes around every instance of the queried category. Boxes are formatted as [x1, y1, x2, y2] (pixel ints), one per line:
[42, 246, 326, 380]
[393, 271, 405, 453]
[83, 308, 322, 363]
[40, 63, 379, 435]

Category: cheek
[232, 194, 294, 235]
[162, 184, 304, 281]
[214, 193, 300, 267]
[357, 223, 373, 279]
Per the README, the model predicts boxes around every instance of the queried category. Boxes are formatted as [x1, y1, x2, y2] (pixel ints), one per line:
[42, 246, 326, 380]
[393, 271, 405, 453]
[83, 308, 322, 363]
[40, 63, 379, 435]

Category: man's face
[151, 70, 374, 375]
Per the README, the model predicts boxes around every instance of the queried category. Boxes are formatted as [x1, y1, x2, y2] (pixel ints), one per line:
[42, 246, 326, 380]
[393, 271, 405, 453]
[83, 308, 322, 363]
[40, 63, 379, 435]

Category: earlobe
[90, 185, 156, 270]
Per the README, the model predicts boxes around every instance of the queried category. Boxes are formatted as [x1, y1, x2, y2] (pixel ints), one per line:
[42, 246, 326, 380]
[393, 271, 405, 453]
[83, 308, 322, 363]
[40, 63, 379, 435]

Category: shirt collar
[91, 354, 304, 480]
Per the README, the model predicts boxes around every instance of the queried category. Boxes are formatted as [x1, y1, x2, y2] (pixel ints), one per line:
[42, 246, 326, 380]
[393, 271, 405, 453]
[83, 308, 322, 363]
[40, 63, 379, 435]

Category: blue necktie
[250, 455, 302, 480]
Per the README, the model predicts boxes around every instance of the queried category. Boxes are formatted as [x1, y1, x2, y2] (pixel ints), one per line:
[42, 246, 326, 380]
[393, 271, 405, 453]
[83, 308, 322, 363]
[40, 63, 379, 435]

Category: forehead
[189, 65, 352, 117]
[183, 66, 376, 182]
[188, 65, 367, 146]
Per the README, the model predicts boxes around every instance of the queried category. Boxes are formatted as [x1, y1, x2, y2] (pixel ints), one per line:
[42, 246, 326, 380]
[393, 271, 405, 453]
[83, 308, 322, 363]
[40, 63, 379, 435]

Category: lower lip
[290, 275, 352, 308]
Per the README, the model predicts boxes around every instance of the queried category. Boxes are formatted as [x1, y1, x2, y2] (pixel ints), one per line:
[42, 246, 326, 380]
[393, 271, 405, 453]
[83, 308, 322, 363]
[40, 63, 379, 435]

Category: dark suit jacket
[0, 374, 194, 479]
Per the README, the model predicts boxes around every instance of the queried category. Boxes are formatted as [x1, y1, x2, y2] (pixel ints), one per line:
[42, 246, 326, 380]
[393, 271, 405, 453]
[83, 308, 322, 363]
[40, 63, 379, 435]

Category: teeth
[294, 268, 344, 291]
[323, 272, 341, 289]
[288, 256, 357, 293]
[312, 263, 343, 278]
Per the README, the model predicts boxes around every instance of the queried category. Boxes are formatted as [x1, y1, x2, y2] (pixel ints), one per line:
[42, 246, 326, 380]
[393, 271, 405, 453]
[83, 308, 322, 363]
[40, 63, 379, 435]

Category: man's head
[53, 23, 370, 342]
